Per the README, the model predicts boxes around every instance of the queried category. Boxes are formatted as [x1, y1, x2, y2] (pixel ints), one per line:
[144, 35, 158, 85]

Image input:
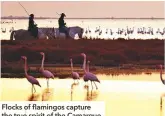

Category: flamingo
[70, 58, 80, 84]
[105, 29, 108, 34]
[87, 61, 90, 72]
[159, 65, 165, 85]
[21, 56, 41, 94]
[1, 28, 6, 33]
[83, 60, 90, 87]
[81, 53, 100, 89]
[40, 52, 54, 88]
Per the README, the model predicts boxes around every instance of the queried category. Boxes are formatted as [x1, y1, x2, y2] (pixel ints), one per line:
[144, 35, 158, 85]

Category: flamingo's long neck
[87, 62, 89, 72]
[41, 54, 45, 71]
[83, 55, 87, 73]
[71, 60, 73, 73]
[160, 67, 165, 84]
[24, 59, 28, 77]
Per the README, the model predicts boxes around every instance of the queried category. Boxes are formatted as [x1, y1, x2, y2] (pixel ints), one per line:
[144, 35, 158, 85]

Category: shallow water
[0, 73, 165, 116]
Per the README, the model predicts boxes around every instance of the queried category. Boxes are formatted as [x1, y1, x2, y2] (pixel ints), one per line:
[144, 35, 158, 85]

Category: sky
[1, 1, 165, 18]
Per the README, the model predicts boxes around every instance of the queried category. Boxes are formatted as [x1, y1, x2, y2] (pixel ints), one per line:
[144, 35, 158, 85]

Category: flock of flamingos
[22, 52, 100, 94]
[83, 26, 165, 39]
[21, 52, 164, 94]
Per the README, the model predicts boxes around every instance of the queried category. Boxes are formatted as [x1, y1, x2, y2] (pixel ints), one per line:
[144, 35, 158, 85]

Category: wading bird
[40, 52, 54, 88]
[70, 58, 80, 84]
[81, 53, 100, 89]
[83, 60, 90, 87]
[87, 60, 90, 72]
[21, 56, 41, 94]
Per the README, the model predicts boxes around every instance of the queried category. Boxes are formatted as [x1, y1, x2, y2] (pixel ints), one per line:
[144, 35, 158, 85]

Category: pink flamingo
[21, 56, 41, 94]
[81, 53, 100, 89]
[70, 58, 80, 84]
[159, 65, 165, 85]
[87, 60, 90, 72]
[83, 60, 90, 87]
[40, 52, 54, 88]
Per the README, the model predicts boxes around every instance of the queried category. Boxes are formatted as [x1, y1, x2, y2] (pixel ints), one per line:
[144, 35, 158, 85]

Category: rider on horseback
[28, 14, 38, 38]
[58, 13, 69, 38]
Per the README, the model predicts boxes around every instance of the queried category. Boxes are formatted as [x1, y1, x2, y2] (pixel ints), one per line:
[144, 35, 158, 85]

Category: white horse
[10, 26, 84, 40]
[10, 29, 47, 40]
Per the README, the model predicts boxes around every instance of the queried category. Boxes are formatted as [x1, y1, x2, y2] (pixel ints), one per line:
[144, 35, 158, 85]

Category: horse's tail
[10, 31, 16, 40]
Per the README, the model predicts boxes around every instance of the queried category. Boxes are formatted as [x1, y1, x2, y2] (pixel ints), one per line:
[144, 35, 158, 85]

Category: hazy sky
[1, 1, 165, 18]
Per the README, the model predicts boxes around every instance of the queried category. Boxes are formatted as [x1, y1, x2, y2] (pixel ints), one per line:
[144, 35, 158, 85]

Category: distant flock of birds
[83, 26, 165, 39]
[1, 20, 16, 24]
[1, 26, 165, 39]
[1, 19, 165, 39]
[21, 52, 100, 94]
[1, 27, 14, 33]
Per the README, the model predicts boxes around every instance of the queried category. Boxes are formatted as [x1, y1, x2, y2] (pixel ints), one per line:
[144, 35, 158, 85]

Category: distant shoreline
[1, 67, 159, 78]
[1, 17, 165, 20]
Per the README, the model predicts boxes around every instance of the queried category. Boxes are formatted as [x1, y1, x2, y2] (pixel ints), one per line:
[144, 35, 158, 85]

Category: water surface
[1, 73, 165, 116]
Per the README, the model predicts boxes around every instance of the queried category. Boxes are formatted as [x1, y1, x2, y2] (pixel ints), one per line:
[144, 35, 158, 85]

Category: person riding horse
[58, 13, 69, 38]
[28, 14, 38, 38]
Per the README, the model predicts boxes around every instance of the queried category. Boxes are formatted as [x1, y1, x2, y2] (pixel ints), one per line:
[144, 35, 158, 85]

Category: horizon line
[1, 16, 164, 19]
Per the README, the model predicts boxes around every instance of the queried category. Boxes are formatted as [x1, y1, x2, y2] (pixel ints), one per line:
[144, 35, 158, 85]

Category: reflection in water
[42, 88, 54, 101]
[160, 93, 165, 116]
[71, 83, 79, 101]
[85, 86, 99, 101]
[28, 93, 41, 101]
[1, 73, 165, 116]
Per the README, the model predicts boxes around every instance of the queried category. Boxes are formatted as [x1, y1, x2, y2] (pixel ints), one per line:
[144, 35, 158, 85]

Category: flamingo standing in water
[159, 65, 165, 84]
[1, 28, 6, 33]
[70, 58, 80, 84]
[21, 56, 41, 94]
[40, 52, 54, 88]
[81, 53, 100, 89]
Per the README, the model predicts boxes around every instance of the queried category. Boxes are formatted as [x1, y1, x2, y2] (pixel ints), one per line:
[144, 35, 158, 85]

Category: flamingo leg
[93, 82, 98, 89]
[160, 96, 162, 109]
[86, 86, 89, 100]
[71, 90, 73, 101]
[32, 84, 33, 94]
[71, 84, 73, 101]
[91, 81, 93, 90]
[33, 85, 36, 93]
[86, 82, 88, 87]
[74, 80, 75, 84]
[87, 81, 89, 87]
[77, 79, 79, 84]
[47, 79, 49, 88]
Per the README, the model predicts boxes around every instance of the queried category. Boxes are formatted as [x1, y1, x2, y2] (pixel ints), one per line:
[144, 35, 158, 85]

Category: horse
[10, 26, 84, 40]
[54, 26, 84, 39]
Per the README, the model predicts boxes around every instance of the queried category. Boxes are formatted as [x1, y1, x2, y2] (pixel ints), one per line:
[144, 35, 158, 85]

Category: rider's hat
[29, 14, 34, 17]
[61, 13, 66, 17]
